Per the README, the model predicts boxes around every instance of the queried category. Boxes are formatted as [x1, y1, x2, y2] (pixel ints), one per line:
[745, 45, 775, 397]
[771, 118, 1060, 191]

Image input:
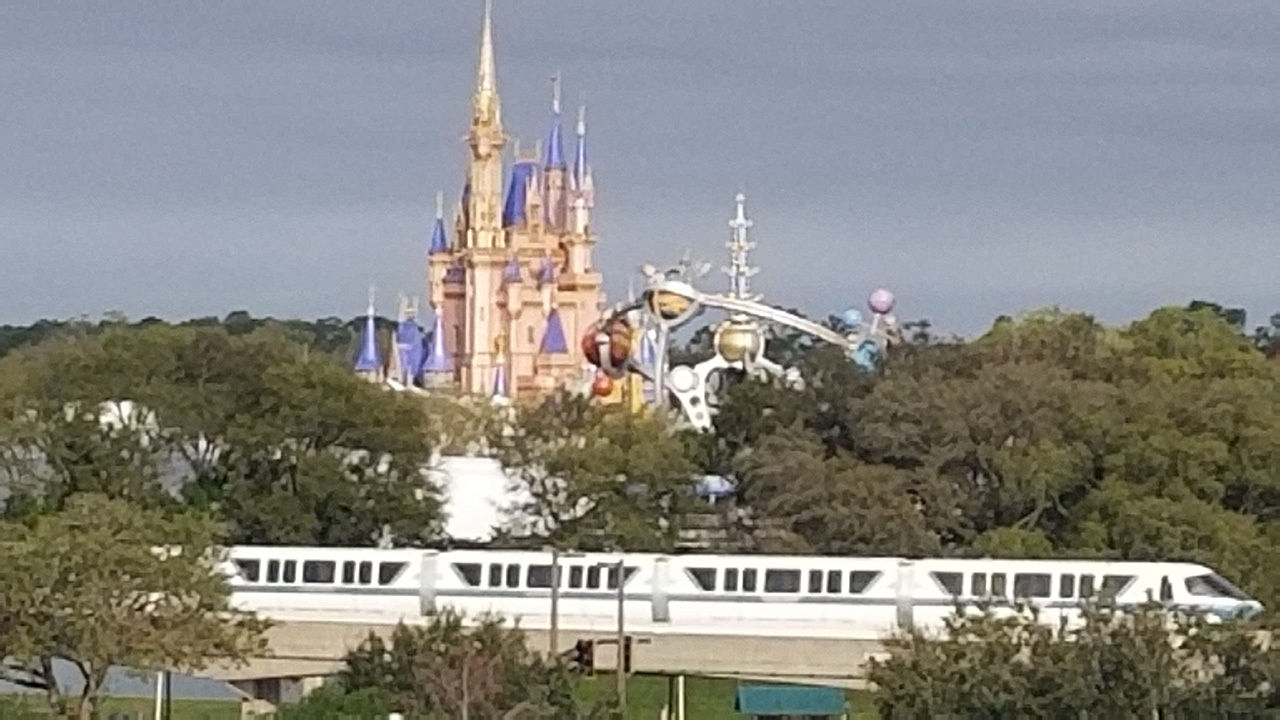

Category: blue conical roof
[503, 256, 522, 284]
[492, 364, 508, 397]
[540, 309, 568, 355]
[547, 121, 565, 170]
[502, 161, 537, 227]
[572, 106, 589, 191]
[354, 305, 381, 373]
[421, 312, 454, 374]
[395, 316, 425, 384]
[428, 217, 449, 255]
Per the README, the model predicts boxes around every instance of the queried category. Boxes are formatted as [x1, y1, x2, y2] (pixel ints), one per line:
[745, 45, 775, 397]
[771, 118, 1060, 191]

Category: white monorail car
[223, 547, 1263, 640]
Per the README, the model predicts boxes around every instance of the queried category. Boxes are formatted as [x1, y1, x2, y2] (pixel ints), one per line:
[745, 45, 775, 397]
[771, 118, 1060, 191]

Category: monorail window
[453, 563, 482, 587]
[849, 571, 879, 594]
[1185, 574, 1250, 600]
[1059, 574, 1075, 598]
[687, 568, 716, 591]
[488, 563, 503, 587]
[725, 568, 739, 592]
[342, 561, 356, 584]
[282, 560, 297, 584]
[1100, 575, 1134, 599]
[605, 566, 638, 590]
[358, 561, 372, 585]
[742, 569, 758, 592]
[303, 561, 336, 584]
[805, 570, 822, 593]
[1014, 573, 1051, 598]
[766, 569, 802, 594]
[990, 573, 1007, 598]
[971, 573, 987, 597]
[1160, 576, 1173, 602]
[587, 566, 601, 589]
[267, 560, 280, 583]
[1080, 574, 1095, 598]
[234, 559, 260, 582]
[505, 564, 520, 588]
[931, 572, 962, 596]
[569, 566, 584, 589]
[379, 562, 407, 586]
[826, 570, 842, 594]
[527, 564, 553, 588]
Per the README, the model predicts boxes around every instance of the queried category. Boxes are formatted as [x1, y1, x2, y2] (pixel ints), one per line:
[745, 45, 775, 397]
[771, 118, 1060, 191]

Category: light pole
[549, 547, 560, 656]
[613, 558, 626, 712]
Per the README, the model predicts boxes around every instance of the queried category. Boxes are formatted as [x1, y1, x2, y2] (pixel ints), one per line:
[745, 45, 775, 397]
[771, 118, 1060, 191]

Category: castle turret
[544, 74, 568, 230]
[570, 105, 594, 237]
[353, 288, 383, 381]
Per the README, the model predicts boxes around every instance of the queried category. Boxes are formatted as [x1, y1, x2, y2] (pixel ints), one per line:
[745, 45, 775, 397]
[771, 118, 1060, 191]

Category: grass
[0, 694, 240, 719]
[575, 673, 877, 719]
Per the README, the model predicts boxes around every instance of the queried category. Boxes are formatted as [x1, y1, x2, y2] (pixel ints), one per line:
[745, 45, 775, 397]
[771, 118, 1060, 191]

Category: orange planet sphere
[580, 319, 633, 369]
[592, 373, 614, 397]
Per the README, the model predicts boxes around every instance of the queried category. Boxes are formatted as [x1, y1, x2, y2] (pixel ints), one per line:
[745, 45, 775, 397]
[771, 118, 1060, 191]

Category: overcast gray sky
[3, 1, 1275, 336]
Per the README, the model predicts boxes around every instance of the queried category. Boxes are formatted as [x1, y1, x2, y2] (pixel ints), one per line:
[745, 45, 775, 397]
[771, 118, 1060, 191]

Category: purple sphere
[868, 288, 895, 315]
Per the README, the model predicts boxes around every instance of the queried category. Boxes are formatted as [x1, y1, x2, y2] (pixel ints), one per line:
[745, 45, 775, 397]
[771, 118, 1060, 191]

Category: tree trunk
[39, 656, 66, 717]
[75, 663, 101, 720]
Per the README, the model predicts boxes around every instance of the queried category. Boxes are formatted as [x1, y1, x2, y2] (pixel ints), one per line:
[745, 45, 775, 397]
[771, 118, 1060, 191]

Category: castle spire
[428, 191, 449, 254]
[474, 0, 498, 123]
[572, 104, 589, 191]
[354, 286, 383, 378]
[546, 73, 566, 169]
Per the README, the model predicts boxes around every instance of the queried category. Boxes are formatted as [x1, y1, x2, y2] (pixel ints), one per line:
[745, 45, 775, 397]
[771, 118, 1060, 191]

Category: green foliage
[0, 494, 269, 719]
[0, 323, 443, 545]
[717, 303, 1280, 607]
[302, 608, 608, 719]
[493, 394, 700, 552]
[869, 602, 1279, 718]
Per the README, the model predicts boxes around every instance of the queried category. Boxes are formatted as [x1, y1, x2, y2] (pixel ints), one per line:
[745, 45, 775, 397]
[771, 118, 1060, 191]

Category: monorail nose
[1237, 601, 1264, 620]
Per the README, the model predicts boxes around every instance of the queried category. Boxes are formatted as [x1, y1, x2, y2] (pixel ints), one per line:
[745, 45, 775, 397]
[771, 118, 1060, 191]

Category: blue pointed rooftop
[502, 161, 537, 228]
[428, 217, 449, 255]
[537, 256, 556, 284]
[503, 256, 522, 284]
[421, 313, 453, 374]
[395, 317, 425, 384]
[354, 310, 381, 373]
[540, 309, 568, 355]
[546, 120, 566, 170]
[492, 364, 508, 397]
[573, 134, 588, 191]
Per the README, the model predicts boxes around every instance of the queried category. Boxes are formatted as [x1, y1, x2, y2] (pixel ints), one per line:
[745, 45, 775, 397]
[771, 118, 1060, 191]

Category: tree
[868, 602, 1279, 717]
[0, 323, 444, 545]
[291, 608, 606, 719]
[0, 494, 269, 720]
[493, 394, 700, 552]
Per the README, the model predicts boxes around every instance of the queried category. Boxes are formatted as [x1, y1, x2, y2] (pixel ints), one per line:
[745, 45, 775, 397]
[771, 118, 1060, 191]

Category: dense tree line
[0, 300, 1277, 716]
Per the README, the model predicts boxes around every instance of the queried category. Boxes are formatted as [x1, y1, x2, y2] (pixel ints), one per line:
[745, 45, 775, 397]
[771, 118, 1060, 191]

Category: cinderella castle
[353, 0, 605, 400]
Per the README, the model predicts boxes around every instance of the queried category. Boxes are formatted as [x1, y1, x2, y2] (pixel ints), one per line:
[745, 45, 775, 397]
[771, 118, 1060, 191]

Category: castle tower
[353, 287, 383, 382]
[420, 1, 605, 401]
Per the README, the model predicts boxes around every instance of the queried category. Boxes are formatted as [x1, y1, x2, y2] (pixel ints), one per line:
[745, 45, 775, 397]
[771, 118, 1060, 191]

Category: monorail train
[222, 547, 1263, 640]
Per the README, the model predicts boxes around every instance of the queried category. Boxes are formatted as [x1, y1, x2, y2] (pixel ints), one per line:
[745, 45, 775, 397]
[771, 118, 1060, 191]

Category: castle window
[527, 327, 535, 344]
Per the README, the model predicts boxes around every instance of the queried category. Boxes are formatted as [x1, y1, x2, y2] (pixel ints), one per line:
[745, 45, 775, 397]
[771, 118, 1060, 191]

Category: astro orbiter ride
[582, 194, 901, 431]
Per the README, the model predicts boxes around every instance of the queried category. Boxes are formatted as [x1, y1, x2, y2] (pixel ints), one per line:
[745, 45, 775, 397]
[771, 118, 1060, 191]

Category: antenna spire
[724, 193, 759, 301]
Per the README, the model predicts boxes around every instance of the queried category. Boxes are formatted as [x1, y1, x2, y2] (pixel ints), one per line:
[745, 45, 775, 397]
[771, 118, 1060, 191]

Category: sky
[2, 1, 1275, 337]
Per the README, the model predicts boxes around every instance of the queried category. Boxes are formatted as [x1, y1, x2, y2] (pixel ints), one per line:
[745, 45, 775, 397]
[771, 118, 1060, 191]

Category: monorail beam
[199, 621, 888, 684]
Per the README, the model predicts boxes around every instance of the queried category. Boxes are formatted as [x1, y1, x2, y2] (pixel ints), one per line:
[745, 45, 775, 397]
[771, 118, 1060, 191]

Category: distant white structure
[428, 455, 531, 543]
